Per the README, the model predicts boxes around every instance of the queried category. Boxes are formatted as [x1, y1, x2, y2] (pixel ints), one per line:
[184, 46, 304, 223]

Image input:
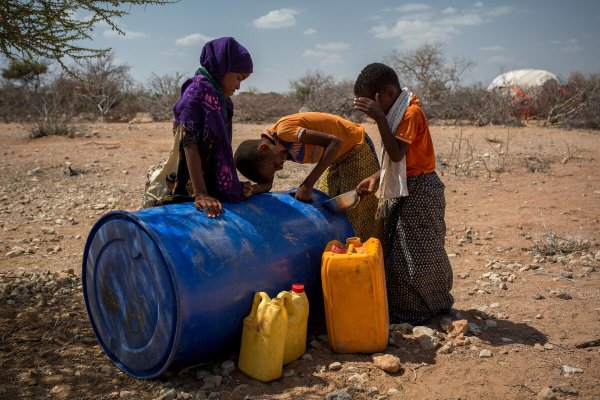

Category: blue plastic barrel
[82, 190, 353, 379]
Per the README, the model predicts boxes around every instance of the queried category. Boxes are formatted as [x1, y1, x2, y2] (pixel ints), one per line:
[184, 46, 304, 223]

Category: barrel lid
[82, 213, 178, 379]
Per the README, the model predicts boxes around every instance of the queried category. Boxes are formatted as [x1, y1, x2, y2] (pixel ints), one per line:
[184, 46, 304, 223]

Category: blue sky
[78, 0, 600, 93]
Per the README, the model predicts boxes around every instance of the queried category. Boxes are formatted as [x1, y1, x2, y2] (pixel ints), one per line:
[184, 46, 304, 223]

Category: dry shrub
[232, 92, 301, 123]
[532, 232, 590, 256]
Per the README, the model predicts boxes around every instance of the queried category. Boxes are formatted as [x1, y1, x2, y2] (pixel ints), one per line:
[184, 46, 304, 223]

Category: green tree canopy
[0, 1, 176, 73]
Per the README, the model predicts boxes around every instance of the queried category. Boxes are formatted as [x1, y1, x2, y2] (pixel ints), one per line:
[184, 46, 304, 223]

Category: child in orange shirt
[353, 63, 453, 324]
[234, 112, 382, 241]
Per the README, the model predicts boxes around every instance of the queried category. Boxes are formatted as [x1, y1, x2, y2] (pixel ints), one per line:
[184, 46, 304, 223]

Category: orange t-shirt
[262, 112, 365, 164]
[394, 97, 435, 177]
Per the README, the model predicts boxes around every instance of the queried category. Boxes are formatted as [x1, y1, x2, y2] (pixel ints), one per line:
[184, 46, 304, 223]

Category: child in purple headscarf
[172, 37, 254, 217]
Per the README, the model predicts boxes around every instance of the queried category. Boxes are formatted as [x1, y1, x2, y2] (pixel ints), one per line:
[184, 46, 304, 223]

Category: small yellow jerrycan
[321, 237, 389, 353]
[238, 292, 288, 382]
[277, 283, 309, 364]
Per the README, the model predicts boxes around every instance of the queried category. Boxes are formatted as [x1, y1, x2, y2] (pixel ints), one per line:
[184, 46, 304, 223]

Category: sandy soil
[0, 121, 599, 400]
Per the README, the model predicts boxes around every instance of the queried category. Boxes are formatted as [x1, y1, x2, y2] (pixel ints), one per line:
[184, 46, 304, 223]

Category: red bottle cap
[292, 283, 305, 293]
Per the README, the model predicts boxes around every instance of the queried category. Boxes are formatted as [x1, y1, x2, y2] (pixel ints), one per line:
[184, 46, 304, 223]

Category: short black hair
[354, 63, 401, 99]
[234, 139, 271, 183]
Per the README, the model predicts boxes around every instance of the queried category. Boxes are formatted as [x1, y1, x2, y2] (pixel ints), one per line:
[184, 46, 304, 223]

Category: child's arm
[296, 129, 343, 202]
[356, 170, 381, 196]
[250, 181, 273, 195]
[183, 143, 222, 218]
[353, 95, 409, 162]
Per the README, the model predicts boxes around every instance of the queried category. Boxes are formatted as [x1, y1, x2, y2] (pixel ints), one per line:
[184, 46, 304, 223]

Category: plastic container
[321, 237, 389, 353]
[277, 283, 309, 364]
[238, 292, 288, 382]
[82, 190, 353, 378]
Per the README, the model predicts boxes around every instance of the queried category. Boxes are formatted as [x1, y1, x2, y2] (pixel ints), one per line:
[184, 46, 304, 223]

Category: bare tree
[0, 0, 177, 75]
[290, 71, 335, 104]
[76, 53, 133, 122]
[385, 43, 473, 104]
[144, 72, 185, 120]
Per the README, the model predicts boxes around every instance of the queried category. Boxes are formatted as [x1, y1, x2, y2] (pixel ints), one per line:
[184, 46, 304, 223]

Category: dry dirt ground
[0, 121, 599, 400]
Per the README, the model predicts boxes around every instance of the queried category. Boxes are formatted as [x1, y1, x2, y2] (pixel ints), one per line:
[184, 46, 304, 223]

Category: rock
[556, 383, 578, 395]
[554, 291, 572, 300]
[485, 319, 498, 328]
[41, 227, 55, 234]
[92, 204, 107, 210]
[233, 384, 249, 393]
[328, 361, 342, 371]
[543, 343, 553, 350]
[347, 372, 368, 387]
[536, 386, 556, 400]
[387, 388, 400, 396]
[412, 326, 435, 337]
[372, 354, 401, 373]
[533, 293, 545, 300]
[468, 323, 482, 335]
[301, 353, 313, 361]
[562, 365, 583, 376]
[6, 246, 25, 258]
[201, 375, 222, 390]
[534, 343, 544, 351]
[220, 360, 235, 376]
[160, 389, 177, 400]
[437, 342, 455, 354]
[595, 250, 600, 261]
[326, 388, 351, 400]
[196, 369, 210, 381]
[479, 349, 492, 358]
[390, 322, 413, 334]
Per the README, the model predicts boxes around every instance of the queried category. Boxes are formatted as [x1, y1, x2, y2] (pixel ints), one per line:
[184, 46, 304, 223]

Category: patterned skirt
[383, 172, 454, 324]
[316, 135, 383, 241]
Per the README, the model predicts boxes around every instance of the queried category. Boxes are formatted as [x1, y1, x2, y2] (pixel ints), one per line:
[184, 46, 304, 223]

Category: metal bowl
[323, 189, 361, 213]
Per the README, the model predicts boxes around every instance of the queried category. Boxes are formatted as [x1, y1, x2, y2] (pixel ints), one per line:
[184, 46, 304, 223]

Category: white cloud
[175, 33, 213, 46]
[442, 7, 457, 14]
[481, 45, 504, 51]
[474, 1, 483, 7]
[441, 14, 485, 26]
[486, 6, 513, 17]
[315, 42, 350, 51]
[103, 29, 148, 39]
[303, 28, 316, 35]
[394, 3, 432, 13]
[561, 45, 582, 52]
[253, 8, 299, 29]
[371, 18, 458, 45]
[303, 42, 348, 64]
[567, 38, 579, 44]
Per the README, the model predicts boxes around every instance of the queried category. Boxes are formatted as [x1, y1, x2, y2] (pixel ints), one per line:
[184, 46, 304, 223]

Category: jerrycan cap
[292, 283, 305, 293]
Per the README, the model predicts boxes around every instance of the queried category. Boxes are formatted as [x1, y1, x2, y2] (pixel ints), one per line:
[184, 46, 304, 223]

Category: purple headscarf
[200, 37, 253, 84]
[172, 37, 253, 202]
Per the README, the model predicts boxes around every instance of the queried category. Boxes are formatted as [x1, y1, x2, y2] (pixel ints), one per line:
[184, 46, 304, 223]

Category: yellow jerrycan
[277, 283, 309, 364]
[238, 292, 288, 382]
[321, 237, 389, 353]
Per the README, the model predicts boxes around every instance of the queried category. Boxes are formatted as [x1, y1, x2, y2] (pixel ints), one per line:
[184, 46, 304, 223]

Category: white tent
[487, 69, 561, 91]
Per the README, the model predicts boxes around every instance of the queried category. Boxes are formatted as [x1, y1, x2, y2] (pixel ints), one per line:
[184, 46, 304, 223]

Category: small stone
[562, 365, 583, 376]
[535, 314, 543, 319]
[536, 386, 556, 400]
[41, 227, 55, 234]
[201, 375, 222, 390]
[195, 369, 210, 380]
[220, 360, 235, 376]
[326, 388, 351, 400]
[372, 354, 401, 373]
[437, 342, 454, 354]
[387, 388, 400, 396]
[328, 361, 342, 371]
[301, 353, 313, 361]
[390, 322, 413, 334]
[498, 282, 508, 290]
[233, 384, 249, 393]
[468, 323, 482, 335]
[347, 372, 368, 387]
[160, 389, 177, 400]
[543, 343, 554, 350]
[479, 349, 492, 358]
[555, 291, 572, 300]
[485, 320, 498, 328]
[557, 383, 578, 395]
[534, 343, 544, 351]
[533, 294, 545, 300]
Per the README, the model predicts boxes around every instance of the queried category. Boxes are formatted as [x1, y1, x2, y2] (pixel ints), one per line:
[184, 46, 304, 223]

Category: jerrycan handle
[249, 292, 271, 317]
[277, 291, 297, 316]
[347, 244, 355, 254]
[261, 297, 285, 336]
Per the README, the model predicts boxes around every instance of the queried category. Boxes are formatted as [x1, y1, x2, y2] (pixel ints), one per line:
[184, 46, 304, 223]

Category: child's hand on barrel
[294, 184, 313, 203]
[242, 181, 253, 197]
[194, 193, 222, 217]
